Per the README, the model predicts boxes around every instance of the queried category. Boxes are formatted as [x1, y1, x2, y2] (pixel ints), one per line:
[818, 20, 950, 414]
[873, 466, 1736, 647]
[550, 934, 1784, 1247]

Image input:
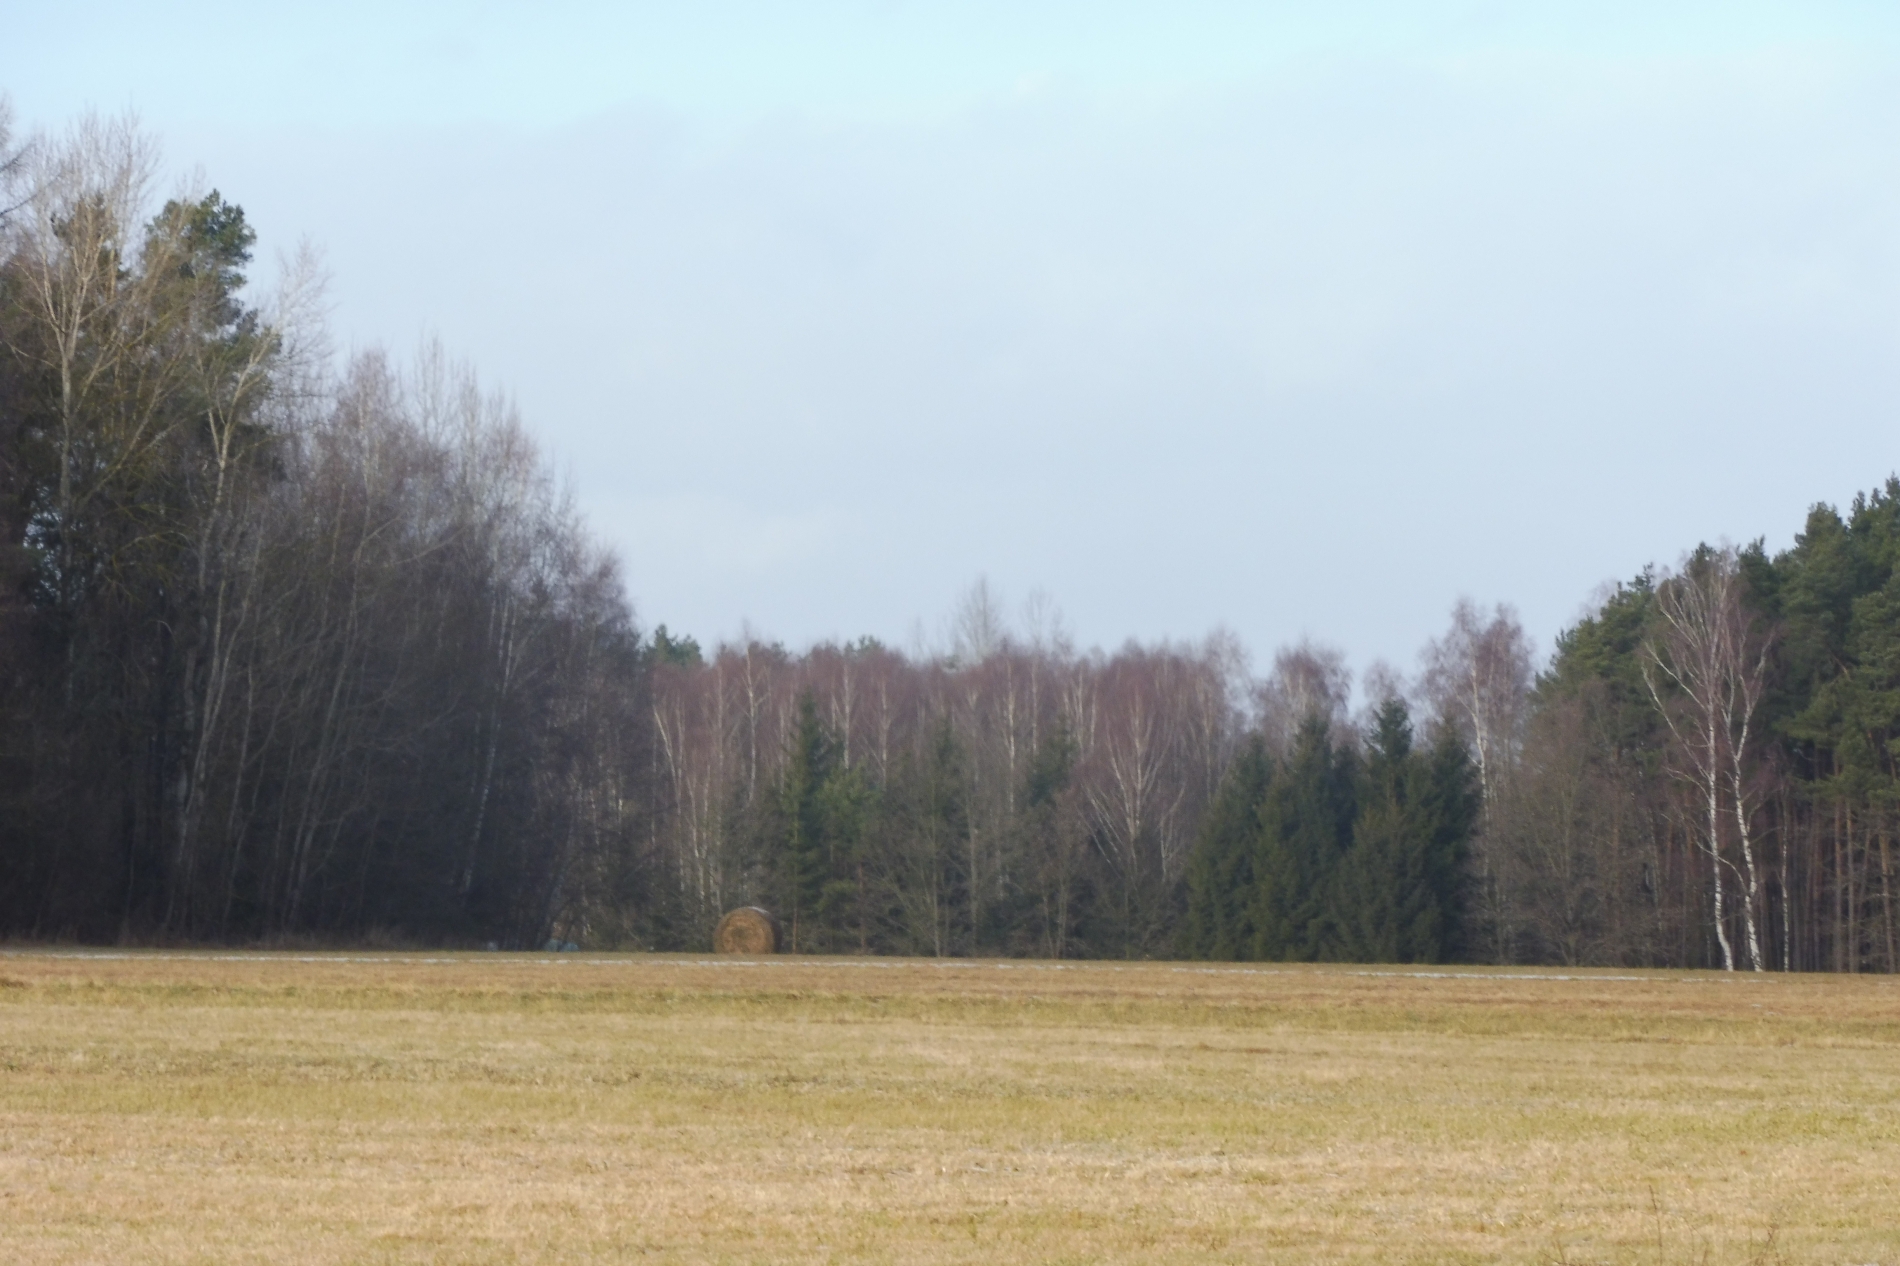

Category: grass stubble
[0, 953, 1895, 1263]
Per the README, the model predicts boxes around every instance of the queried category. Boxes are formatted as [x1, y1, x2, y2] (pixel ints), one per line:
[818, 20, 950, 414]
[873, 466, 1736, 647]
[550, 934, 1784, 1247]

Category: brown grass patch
[0, 952, 1896, 1262]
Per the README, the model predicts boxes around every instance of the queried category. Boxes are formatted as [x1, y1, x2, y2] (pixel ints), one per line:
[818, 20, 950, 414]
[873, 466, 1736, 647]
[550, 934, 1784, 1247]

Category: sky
[9, 2, 1900, 678]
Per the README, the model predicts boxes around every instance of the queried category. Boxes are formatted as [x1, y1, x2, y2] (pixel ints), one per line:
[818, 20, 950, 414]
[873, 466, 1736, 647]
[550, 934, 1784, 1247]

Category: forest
[3, 111, 1898, 971]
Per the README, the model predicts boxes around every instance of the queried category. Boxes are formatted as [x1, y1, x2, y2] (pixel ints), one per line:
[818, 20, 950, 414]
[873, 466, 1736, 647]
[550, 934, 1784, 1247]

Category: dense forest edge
[3, 109, 1897, 971]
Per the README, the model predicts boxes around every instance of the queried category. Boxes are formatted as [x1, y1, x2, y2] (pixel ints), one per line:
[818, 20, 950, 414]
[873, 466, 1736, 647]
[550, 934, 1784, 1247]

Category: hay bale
[713, 906, 782, 955]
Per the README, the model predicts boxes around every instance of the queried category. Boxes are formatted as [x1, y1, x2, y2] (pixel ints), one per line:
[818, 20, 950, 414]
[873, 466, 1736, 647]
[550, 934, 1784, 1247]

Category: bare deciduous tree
[1642, 548, 1774, 972]
[1420, 599, 1532, 810]
[1256, 640, 1351, 757]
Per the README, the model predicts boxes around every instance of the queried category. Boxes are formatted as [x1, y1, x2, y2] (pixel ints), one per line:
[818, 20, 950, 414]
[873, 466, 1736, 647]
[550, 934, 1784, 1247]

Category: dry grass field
[1, 952, 1897, 1264]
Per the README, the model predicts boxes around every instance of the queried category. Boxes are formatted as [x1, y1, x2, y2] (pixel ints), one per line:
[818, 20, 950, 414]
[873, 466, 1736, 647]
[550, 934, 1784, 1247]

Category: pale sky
[10, 3, 1900, 676]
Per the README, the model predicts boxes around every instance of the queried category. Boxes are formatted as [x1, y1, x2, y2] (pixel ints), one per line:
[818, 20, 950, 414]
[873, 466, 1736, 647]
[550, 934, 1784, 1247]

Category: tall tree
[1642, 547, 1774, 972]
[1329, 700, 1477, 964]
[1183, 734, 1270, 959]
[1251, 716, 1355, 960]
[877, 719, 968, 956]
[1020, 723, 1085, 958]
[775, 692, 840, 953]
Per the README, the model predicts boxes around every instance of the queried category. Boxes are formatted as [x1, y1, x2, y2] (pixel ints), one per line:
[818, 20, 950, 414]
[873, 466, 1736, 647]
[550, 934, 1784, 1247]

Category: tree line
[3, 109, 1896, 970]
[0, 113, 644, 946]
[636, 615, 1479, 961]
[1490, 503, 1900, 973]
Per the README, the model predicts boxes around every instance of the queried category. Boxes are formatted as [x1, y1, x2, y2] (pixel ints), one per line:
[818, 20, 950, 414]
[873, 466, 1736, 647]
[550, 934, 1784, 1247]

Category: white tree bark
[1642, 549, 1772, 972]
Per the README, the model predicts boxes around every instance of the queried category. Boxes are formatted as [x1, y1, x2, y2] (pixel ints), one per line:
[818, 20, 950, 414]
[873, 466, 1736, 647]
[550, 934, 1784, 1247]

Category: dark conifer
[777, 693, 839, 952]
[1251, 716, 1354, 960]
[1183, 735, 1270, 959]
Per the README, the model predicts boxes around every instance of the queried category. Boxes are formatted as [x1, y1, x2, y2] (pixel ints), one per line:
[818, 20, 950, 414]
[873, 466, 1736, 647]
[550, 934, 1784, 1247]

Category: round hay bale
[713, 906, 782, 955]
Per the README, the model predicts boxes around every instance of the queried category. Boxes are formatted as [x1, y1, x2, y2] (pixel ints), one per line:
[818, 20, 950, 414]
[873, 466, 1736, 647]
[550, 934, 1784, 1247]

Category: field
[1, 953, 1897, 1264]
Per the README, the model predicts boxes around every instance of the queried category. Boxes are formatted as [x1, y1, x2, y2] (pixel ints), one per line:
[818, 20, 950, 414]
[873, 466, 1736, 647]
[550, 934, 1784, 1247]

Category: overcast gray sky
[10, 2, 1900, 676]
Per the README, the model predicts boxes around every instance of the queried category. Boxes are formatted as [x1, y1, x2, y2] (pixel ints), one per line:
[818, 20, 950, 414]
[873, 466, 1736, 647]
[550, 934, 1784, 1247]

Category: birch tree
[1420, 601, 1533, 961]
[1420, 600, 1532, 812]
[1642, 547, 1774, 971]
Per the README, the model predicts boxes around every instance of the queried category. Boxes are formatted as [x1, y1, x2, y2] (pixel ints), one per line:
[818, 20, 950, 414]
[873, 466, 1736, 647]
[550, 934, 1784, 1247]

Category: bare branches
[0, 96, 30, 223]
[1640, 547, 1774, 971]
[1256, 639, 1351, 757]
[1421, 599, 1532, 810]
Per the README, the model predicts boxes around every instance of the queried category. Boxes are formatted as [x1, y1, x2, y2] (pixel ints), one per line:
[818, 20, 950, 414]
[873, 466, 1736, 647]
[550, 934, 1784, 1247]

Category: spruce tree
[1251, 716, 1354, 960]
[872, 718, 969, 956]
[777, 693, 839, 952]
[1329, 699, 1477, 963]
[1412, 721, 1479, 961]
[1020, 725, 1081, 957]
[816, 761, 874, 952]
[1184, 735, 1271, 959]
[1331, 699, 1416, 962]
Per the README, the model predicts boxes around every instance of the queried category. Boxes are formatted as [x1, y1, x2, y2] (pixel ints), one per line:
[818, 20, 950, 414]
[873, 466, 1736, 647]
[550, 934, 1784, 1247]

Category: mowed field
[1, 953, 1897, 1264]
